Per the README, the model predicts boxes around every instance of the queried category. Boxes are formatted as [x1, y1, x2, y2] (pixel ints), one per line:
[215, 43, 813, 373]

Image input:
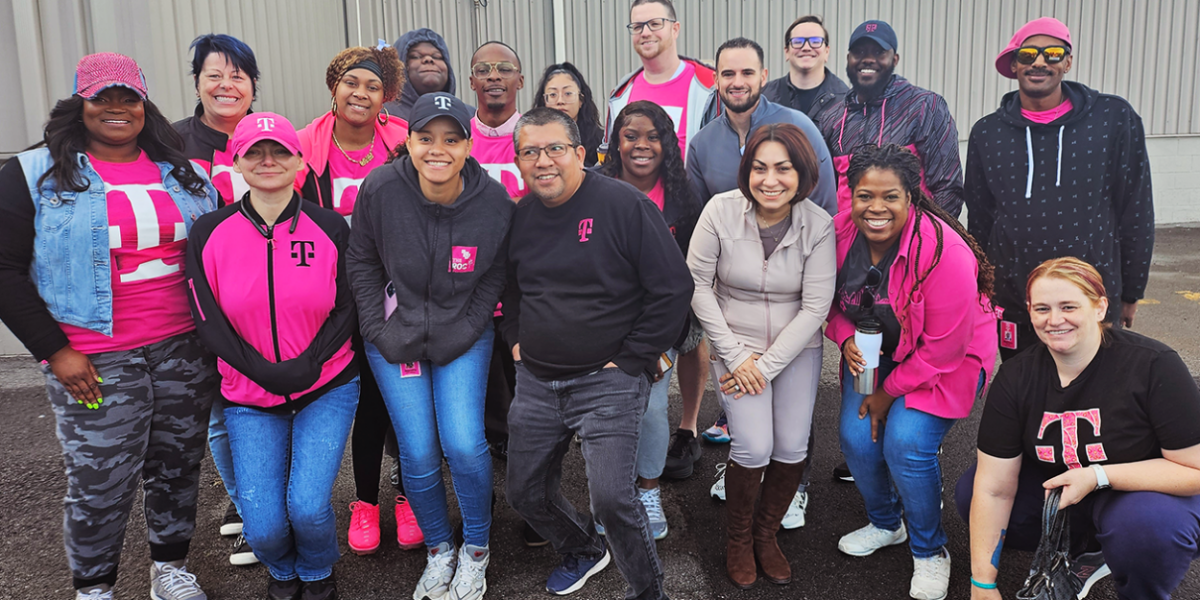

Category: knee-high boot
[753, 459, 806, 584]
[725, 461, 765, 589]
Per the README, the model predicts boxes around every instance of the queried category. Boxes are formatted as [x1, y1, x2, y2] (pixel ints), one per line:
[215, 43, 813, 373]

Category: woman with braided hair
[826, 143, 998, 600]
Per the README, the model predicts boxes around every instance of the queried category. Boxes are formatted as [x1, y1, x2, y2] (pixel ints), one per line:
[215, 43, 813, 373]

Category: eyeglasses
[789, 36, 826, 50]
[543, 90, 578, 103]
[860, 266, 883, 310]
[516, 143, 578, 162]
[627, 18, 676, 34]
[1014, 45, 1070, 65]
[471, 61, 519, 78]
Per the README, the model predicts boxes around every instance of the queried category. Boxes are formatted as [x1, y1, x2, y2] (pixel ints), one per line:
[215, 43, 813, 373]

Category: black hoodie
[381, 28, 472, 123]
[965, 81, 1154, 327]
[347, 156, 515, 366]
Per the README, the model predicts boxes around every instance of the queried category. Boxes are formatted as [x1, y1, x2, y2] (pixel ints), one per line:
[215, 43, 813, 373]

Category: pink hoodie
[826, 209, 999, 419]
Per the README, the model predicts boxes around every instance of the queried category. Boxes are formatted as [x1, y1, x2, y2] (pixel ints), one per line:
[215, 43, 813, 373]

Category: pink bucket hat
[995, 17, 1073, 79]
[74, 52, 149, 100]
[230, 112, 302, 158]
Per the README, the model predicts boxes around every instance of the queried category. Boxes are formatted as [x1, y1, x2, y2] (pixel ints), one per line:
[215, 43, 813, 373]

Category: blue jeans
[839, 358, 956, 558]
[636, 348, 677, 480]
[225, 378, 360, 582]
[365, 328, 494, 548]
[208, 397, 239, 514]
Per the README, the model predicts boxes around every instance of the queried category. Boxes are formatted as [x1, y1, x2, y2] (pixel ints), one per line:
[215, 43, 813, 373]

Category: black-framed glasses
[543, 90, 578, 103]
[789, 36, 826, 50]
[627, 17, 676, 34]
[861, 266, 883, 310]
[516, 143, 578, 162]
[471, 61, 519, 78]
[1014, 45, 1070, 65]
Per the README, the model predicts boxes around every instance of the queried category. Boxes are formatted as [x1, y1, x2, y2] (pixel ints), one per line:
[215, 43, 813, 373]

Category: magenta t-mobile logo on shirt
[449, 246, 478, 272]
[578, 219, 593, 242]
[1035, 408, 1107, 469]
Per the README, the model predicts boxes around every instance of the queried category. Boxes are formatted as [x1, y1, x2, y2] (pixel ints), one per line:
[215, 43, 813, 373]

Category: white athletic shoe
[150, 562, 207, 600]
[448, 544, 489, 600]
[710, 463, 726, 501]
[780, 490, 808, 529]
[837, 522, 908, 557]
[76, 588, 114, 600]
[413, 541, 457, 600]
[910, 550, 951, 600]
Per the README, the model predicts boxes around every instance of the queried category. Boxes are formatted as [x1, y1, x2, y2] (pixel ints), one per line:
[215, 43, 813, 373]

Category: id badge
[400, 362, 422, 378]
[1000, 321, 1018, 350]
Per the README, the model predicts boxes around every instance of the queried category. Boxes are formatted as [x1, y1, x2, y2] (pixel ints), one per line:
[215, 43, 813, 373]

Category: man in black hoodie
[382, 28, 473, 123]
[763, 14, 849, 119]
[965, 17, 1154, 360]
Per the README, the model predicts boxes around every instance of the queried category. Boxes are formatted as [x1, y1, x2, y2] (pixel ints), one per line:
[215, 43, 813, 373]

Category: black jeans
[506, 364, 666, 600]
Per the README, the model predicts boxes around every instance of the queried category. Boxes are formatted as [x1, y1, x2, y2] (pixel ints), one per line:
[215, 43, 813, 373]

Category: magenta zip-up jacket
[186, 193, 358, 410]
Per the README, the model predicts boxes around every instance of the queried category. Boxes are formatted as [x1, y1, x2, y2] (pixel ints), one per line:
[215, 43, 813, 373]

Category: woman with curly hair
[0, 53, 219, 600]
[532, 62, 604, 167]
[828, 144, 997, 600]
[595, 100, 699, 540]
[298, 45, 424, 558]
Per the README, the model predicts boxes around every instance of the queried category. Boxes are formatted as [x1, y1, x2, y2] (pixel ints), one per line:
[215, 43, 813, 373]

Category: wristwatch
[1090, 464, 1111, 490]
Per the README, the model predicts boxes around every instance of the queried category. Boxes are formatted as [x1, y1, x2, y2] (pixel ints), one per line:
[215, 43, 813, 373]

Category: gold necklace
[332, 129, 376, 167]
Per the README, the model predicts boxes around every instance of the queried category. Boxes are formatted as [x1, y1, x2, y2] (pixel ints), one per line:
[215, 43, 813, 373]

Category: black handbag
[1015, 487, 1084, 600]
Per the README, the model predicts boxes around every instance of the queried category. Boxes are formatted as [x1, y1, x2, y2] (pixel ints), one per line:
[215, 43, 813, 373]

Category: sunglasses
[1014, 45, 1070, 65]
[789, 36, 826, 50]
[471, 61, 519, 78]
[627, 17, 676, 34]
[860, 266, 883, 310]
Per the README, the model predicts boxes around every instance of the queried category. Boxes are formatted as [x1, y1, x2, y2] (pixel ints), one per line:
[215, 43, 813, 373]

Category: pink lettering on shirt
[1037, 408, 1104, 470]
[628, 62, 696, 158]
[327, 136, 389, 218]
[470, 121, 526, 199]
[449, 246, 478, 273]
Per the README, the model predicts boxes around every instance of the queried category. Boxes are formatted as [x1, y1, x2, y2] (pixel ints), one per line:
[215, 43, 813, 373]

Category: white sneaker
[780, 490, 808, 529]
[413, 541, 457, 600]
[710, 463, 726, 501]
[910, 550, 951, 600]
[150, 563, 207, 600]
[639, 487, 669, 540]
[837, 522, 908, 557]
[448, 544, 489, 600]
[76, 588, 114, 600]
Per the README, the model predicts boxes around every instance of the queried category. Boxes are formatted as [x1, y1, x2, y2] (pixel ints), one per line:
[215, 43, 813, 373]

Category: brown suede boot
[724, 461, 765, 589]
[753, 459, 806, 585]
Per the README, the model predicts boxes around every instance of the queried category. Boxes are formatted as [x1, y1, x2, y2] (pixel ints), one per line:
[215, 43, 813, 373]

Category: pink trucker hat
[995, 17, 1073, 79]
[74, 52, 149, 100]
[230, 113, 302, 157]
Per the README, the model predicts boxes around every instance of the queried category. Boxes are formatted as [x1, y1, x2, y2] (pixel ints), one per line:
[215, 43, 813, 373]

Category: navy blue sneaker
[546, 540, 611, 595]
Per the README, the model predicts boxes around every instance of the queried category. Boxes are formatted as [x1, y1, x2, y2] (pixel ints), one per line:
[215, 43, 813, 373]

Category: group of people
[0, 1, 1195, 600]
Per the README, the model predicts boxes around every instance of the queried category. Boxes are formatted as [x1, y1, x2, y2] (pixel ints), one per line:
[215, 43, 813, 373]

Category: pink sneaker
[396, 495, 425, 550]
[347, 501, 380, 555]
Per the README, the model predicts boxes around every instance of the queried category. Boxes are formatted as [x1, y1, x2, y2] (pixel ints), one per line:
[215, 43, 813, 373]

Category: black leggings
[351, 345, 400, 505]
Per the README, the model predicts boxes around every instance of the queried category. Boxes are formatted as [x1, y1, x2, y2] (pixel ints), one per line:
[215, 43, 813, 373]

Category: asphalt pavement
[2, 226, 1199, 600]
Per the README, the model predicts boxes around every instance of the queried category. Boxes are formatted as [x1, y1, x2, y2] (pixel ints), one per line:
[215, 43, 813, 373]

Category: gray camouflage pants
[43, 332, 218, 589]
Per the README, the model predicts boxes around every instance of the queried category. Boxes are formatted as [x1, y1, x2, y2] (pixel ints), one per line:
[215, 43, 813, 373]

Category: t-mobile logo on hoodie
[449, 246, 478, 272]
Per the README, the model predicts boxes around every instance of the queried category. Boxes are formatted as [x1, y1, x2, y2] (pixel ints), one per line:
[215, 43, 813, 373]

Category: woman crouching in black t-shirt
[956, 257, 1200, 600]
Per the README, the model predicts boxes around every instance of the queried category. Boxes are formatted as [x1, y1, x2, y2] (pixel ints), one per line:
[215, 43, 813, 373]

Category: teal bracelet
[970, 577, 998, 590]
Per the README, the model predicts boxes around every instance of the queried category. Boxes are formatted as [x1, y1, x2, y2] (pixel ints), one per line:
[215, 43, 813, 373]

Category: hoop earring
[378, 106, 390, 126]
[330, 97, 337, 116]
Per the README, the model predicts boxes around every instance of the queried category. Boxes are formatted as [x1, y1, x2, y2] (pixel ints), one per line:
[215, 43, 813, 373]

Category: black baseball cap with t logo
[408, 92, 475, 138]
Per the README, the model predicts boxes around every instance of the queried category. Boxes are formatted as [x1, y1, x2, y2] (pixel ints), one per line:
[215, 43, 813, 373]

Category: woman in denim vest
[0, 53, 219, 600]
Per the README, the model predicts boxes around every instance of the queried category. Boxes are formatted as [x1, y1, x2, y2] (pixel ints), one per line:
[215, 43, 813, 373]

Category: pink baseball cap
[74, 52, 149, 100]
[230, 112, 302, 158]
[995, 17, 1073, 79]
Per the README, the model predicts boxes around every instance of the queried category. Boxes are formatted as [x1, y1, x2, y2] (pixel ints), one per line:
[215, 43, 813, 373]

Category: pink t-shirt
[202, 141, 248, 205]
[646, 178, 665, 211]
[327, 135, 389, 219]
[470, 114, 526, 199]
[60, 153, 194, 354]
[627, 62, 696, 157]
[1021, 99, 1074, 124]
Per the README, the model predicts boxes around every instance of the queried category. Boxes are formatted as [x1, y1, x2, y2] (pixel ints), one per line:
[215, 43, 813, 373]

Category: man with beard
[382, 28, 471, 122]
[601, 0, 720, 161]
[468, 41, 526, 199]
[965, 17, 1153, 361]
[502, 107, 692, 599]
[686, 38, 835, 214]
[812, 19, 963, 216]
[763, 15, 849, 119]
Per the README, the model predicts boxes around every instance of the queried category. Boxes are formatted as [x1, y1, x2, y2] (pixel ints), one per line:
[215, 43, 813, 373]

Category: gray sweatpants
[44, 332, 218, 589]
[710, 345, 822, 468]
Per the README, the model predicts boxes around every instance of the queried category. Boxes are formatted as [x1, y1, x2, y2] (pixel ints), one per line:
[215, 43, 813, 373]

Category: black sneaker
[220, 500, 243, 536]
[833, 462, 855, 483]
[230, 533, 259, 566]
[267, 576, 301, 600]
[662, 429, 702, 480]
[523, 522, 549, 547]
[489, 439, 508, 460]
[301, 573, 336, 600]
[1069, 551, 1111, 599]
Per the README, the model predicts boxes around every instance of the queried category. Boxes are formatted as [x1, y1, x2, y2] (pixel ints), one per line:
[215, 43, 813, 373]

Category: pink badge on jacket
[449, 246, 478, 272]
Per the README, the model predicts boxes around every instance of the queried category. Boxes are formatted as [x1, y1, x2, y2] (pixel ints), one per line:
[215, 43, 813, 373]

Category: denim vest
[16, 148, 217, 336]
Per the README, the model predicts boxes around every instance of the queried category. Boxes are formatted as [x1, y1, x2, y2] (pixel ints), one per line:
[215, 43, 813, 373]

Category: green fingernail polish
[97, 397, 103, 404]
[97, 377, 104, 383]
